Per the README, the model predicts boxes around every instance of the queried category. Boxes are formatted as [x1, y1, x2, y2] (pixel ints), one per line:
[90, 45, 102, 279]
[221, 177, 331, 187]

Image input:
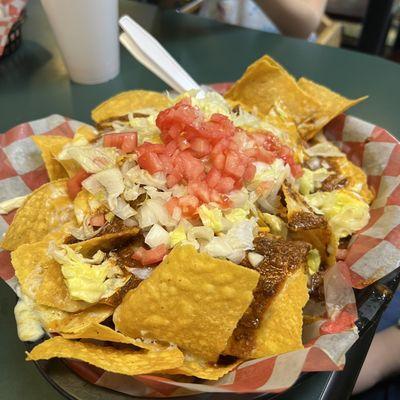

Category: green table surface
[1, 1, 400, 399]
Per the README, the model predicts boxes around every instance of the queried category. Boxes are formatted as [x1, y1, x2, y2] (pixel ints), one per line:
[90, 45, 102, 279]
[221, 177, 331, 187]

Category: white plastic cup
[41, 0, 120, 84]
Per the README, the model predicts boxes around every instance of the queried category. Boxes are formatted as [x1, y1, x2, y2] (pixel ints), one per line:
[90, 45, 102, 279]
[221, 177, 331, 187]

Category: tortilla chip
[327, 157, 374, 204]
[27, 336, 184, 376]
[11, 241, 50, 298]
[73, 189, 93, 225]
[265, 102, 304, 163]
[61, 323, 161, 350]
[225, 236, 310, 359]
[35, 230, 139, 312]
[91, 90, 171, 123]
[32, 136, 70, 180]
[297, 78, 367, 140]
[35, 259, 91, 313]
[1, 179, 75, 251]
[251, 268, 308, 358]
[167, 356, 241, 380]
[73, 125, 98, 144]
[70, 229, 140, 257]
[282, 183, 333, 265]
[225, 56, 320, 127]
[114, 245, 259, 362]
[44, 304, 114, 332]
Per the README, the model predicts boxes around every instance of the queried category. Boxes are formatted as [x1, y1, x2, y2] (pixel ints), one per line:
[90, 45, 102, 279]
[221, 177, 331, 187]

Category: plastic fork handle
[120, 33, 185, 93]
[119, 15, 200, 92]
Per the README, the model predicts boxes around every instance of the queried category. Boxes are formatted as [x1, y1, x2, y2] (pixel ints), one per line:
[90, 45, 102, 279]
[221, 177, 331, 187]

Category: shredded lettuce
[261, 213, 287, 238]
[83, 168, 136, 220]
[127, 112, 162, 144]
[298, 168, 331, 195]
[224, 208, 249, 224]
[204, 218, 257, 263]
[305, 142, 344, 158]
[137, 198, 177, 229]
[169, 224, 187, 247]
[198, 204, 226, 233]
[307, 249, 321, 275]
[58, 145, 119, 173]
[50, 245, 126, 303]
[145, 224, 170, 248]
[305, 190, 370, 238]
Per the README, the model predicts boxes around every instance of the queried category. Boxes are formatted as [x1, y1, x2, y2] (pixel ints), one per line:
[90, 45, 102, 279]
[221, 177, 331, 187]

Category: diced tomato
[132, 244, 167, 266]
[190, 137, 211, 157]
[188, 181, 210, 203]
[206, 168, 221, 189]
[243, 163, 256, 181]
[66, 169, 91, 200]
[104, 132, 137, 153]
[164, 140, 178, 156]
[209, 189, 221, 203]
[244, 148, 258, 158]
[138, 152, 163, 174]
[131, 247, 146, 262]
[290, 162, 303, 178]
[177, 136, 190, 151]
[224, 151, 246, 179]
[178, 195, 199, 217]
[215, 176, 235, 194]
[121, 133, 138, 153]
[165, 197, 180, 215]
[200, 114, 235, 143]
[212, 153, 226, 170]
[90, 214, 106, 227]
[179, 151, 204, 181]
[138, 142, 166, 154]
[156, 98, 202, 142]
[257, 148, 275, 164]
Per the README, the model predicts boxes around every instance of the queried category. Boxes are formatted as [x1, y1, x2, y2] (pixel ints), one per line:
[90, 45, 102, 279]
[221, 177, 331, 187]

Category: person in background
[198, 0, 327, 40]
[352, 289, 400, 400]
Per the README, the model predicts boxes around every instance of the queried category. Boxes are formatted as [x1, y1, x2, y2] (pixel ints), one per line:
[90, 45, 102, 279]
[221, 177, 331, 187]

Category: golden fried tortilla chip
[73, 125, 98, 144]
[44, 304, 114, 332]
[225, 56, 320, 127]
[70, 229, 140, 257]
[282, 183, 333, 264]
[91, 90, 171, 123]
[61, 323, 161, 350]
[167, 356, 241, 380]
[1, 180, 75, 251]
[73, 189, 94, 225]
[11, 241, 49, 298]
[32, 136, 70, 180]
[11, 226, 74, 298]
[297, 78, 367, 140]
[35, 259, 91, 313]
[114, 245, 260, 362]
[27, 336, 184, 376]
[265, 102, 304, 163]
[224, 236, 310, 359]
[327, 157, 374, 204]
[35, 230, 139, 312]
[250, 268, 308, 358]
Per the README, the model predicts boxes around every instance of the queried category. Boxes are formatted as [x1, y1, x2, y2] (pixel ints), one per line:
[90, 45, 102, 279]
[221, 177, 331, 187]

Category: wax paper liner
[0, 0, 27, 56]
[1, 110, 399, 397]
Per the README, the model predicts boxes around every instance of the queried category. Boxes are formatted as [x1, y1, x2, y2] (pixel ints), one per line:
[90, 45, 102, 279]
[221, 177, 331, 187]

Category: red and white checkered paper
[0, 0, 27, 56]
[1, 110, 399, 397]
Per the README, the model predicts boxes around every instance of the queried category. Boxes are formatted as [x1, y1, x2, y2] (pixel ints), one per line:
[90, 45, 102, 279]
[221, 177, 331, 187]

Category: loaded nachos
[1, 55, 374, 380]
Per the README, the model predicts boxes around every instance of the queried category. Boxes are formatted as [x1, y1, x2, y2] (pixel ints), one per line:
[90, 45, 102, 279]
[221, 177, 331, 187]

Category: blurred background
[136, 0, 400, 62]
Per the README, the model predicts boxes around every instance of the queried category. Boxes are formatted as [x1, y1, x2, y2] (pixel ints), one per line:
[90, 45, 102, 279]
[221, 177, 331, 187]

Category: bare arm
[255, 0, 327, 39]
[353, 326, 400, 394]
